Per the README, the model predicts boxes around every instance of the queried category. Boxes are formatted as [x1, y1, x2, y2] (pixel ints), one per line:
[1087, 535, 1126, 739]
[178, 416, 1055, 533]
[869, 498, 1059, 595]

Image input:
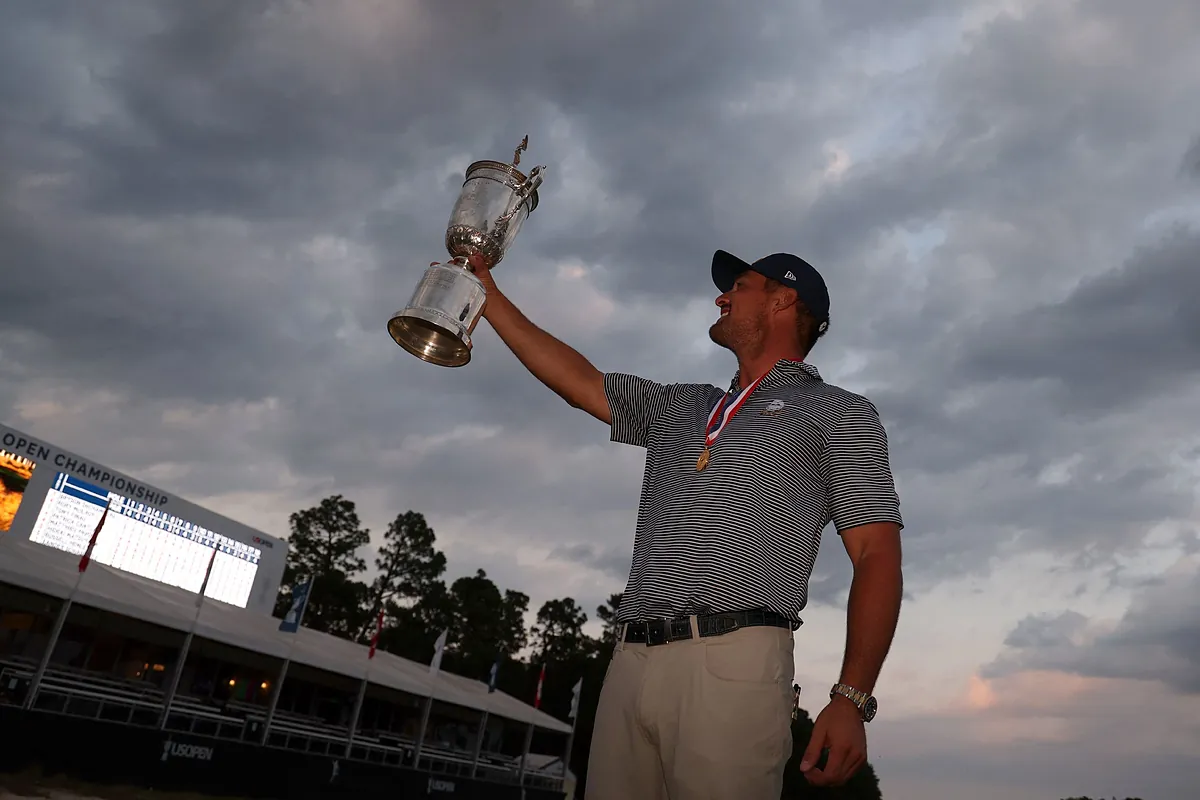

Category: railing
[0, 661, 564, 790]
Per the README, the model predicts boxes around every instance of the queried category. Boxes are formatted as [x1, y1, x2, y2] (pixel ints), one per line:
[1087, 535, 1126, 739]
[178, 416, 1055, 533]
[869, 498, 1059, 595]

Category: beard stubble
[709, 308, 767, 353]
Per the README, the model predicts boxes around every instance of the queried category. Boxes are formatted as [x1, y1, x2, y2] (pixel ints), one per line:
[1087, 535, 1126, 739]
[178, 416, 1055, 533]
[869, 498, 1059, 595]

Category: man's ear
[772, 286, 800, 312]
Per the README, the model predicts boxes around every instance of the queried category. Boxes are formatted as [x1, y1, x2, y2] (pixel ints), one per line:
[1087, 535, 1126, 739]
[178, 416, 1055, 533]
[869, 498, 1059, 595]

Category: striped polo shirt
[604, 359, 903, 623]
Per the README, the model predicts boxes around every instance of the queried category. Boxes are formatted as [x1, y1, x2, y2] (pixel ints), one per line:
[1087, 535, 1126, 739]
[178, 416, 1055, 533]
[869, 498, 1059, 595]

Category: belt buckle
[645, 619, 668, 647]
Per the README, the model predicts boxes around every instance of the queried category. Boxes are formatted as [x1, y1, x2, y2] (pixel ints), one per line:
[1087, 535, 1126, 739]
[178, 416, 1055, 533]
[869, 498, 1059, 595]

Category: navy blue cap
[711, 250, 830, 322]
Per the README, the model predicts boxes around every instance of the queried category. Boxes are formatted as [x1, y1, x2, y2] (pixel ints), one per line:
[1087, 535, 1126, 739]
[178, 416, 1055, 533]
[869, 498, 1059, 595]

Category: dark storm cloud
[1183, 136, 1200, 179]
[955, 228, 1200, 411]
[985, 560, 1200, 694]
[0, 0, 835, 420]
[1000, 610, 1089, 649]
[5, 3, 1200, 795]
[3, 0, 1200, 623]
[549, 543, 631, 585]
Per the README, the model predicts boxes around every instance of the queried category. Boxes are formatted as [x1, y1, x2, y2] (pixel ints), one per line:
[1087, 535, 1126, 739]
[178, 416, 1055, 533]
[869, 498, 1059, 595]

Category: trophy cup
[387, 136, 546, 367]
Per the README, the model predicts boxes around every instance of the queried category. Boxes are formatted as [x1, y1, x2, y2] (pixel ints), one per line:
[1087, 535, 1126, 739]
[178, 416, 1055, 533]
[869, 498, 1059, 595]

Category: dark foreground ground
[0, 769, 249, 800]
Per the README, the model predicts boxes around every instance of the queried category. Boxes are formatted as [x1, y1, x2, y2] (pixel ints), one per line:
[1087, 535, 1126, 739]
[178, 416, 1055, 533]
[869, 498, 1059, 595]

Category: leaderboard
[28, 471, 262, 609]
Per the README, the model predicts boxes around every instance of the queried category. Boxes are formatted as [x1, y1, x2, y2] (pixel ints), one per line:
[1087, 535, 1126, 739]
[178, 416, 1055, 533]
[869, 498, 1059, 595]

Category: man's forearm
[477, 275, 611, 423]
[837, 554, 903, 696]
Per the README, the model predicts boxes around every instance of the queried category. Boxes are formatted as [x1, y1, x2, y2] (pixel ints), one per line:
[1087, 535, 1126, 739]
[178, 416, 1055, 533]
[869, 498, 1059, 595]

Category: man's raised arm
[469, 254, 611, 424]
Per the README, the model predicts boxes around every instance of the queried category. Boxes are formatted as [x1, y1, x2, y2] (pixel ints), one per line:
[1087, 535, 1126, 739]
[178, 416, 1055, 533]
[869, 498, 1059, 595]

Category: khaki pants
[584, 620, 795, 800]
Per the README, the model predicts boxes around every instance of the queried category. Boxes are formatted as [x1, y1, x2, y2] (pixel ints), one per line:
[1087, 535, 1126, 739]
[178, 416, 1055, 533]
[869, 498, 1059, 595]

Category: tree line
[271, 494, 885, 799]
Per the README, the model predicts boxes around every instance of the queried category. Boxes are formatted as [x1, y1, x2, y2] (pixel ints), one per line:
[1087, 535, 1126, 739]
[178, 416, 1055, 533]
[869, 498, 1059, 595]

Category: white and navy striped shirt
[604, 359, 903, 623]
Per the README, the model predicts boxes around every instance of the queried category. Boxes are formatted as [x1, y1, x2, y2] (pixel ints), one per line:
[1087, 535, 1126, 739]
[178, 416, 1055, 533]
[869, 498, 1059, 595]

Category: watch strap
[830, 682, 868, 708]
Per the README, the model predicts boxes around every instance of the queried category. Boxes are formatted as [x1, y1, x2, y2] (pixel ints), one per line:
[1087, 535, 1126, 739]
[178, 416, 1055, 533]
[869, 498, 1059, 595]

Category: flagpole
[23, 573, 80, 709]
[344, 604, 385, 758]
[159, 542, 219, 730]
[259, 647, 294, 744]
[158, 621, 198, 729]
[469, 710, 489, 778]
[413, 628, 447, 768]
[562, 678, 582, 789]
[561, 712, 579, 791]
[261, 576, 315, 745]
[412, 692, 435, 766]
[516, 718, 535, 787]
[343, 666, 370, 758]
[517, 663, 545, 789]
[470, 657, 499, 778]
[24, 497, 113, 710]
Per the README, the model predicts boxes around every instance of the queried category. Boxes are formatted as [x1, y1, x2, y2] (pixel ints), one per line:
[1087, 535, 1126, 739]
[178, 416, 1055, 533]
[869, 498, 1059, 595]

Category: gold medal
[696, 447, 710, 471]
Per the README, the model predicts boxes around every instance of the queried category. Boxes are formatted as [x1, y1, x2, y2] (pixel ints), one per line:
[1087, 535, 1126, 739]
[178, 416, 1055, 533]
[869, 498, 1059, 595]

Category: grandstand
[0, 527, 573, 800]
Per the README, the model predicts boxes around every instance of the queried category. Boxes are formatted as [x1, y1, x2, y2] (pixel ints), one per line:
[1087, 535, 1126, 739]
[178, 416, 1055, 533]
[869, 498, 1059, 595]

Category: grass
[0, 768, 250, 800]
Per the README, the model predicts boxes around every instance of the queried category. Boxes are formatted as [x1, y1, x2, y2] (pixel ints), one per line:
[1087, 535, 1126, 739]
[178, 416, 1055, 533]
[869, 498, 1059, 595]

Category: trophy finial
[513, 135, 529, 167]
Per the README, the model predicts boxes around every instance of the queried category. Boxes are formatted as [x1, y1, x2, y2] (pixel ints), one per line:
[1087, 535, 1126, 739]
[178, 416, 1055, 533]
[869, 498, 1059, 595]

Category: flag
[278, 578, 313, 633]
[78, 499, 112, 573]
[195, 544, 218, 608]
[569, 677, 583, 719]
[534, 663, 546, 709]
[368, 606, 385, 659]
[487, 658, 499, 693]
[429, 629, 448, 675]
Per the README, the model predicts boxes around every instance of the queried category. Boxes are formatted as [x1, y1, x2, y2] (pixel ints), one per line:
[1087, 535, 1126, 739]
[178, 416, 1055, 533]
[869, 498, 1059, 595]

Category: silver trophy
[387, 136, 546, 367]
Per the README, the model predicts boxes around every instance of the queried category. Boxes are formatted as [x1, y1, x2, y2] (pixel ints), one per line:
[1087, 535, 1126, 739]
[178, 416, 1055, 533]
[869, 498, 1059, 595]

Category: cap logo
[784, 270, 797, 281]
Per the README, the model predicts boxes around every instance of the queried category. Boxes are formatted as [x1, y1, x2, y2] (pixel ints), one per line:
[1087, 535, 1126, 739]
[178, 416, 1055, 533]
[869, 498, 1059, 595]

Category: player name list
[29, 472, 261, 609]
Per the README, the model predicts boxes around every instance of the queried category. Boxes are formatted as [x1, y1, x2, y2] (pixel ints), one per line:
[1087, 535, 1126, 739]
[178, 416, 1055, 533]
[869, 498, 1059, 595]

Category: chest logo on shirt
[761, 399, 787, 416]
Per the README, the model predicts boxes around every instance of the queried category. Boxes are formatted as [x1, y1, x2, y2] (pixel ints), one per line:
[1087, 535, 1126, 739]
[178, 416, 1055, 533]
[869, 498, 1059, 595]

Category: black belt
[621, 609, 799, 646]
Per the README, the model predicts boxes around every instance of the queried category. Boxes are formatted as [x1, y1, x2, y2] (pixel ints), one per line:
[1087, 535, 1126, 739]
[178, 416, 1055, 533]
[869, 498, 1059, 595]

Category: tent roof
[0, 535, 570, 734]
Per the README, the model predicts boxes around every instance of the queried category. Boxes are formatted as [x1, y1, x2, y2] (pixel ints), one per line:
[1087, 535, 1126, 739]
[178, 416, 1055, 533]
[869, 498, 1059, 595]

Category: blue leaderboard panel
[29, 472, 262, 609]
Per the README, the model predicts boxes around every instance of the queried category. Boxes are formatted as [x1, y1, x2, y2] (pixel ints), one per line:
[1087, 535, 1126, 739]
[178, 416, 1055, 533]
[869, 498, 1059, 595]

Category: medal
[697, 372, 770, 471]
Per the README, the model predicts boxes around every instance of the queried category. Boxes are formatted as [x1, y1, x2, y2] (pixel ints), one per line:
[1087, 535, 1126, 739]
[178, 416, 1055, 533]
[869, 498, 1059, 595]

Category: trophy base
[388, 260, 488, 368]
[388, 310, 473, 367]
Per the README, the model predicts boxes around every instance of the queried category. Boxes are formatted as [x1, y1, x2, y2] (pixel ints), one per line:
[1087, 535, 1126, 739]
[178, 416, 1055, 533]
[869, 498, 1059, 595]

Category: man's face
[708, 271, 772, 352]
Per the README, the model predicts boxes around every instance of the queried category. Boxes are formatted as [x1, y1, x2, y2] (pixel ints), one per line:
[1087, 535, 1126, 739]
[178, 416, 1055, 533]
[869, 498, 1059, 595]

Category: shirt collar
[729, 359, 822, 391]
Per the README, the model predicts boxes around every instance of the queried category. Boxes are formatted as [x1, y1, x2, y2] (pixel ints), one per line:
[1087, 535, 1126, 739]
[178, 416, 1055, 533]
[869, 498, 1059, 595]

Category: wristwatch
[830, 683, 878, 722]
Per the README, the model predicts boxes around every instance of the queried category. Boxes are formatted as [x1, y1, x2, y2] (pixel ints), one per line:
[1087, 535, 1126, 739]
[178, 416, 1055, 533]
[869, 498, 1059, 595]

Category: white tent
[0, 534, 570, 734]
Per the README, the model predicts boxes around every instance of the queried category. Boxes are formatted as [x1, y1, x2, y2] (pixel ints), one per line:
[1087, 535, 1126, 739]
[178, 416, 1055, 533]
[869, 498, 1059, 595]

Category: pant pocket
[702, 627, 791, 685]
[675, 644, 794, 783]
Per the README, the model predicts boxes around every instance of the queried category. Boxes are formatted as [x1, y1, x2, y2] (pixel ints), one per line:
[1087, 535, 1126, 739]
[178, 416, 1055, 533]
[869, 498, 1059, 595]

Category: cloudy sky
[3, 0, 1200, 797]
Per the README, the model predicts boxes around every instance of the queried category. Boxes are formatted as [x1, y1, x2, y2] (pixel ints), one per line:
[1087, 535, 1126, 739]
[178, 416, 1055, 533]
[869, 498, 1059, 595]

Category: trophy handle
[491, 165, 546, 241]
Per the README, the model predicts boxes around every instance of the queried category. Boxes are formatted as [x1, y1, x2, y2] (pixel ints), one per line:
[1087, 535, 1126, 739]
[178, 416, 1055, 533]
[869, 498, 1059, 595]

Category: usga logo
[427, 778, 455, 793]
[161, 739, 214, 762]
[761, 399, 787, 415]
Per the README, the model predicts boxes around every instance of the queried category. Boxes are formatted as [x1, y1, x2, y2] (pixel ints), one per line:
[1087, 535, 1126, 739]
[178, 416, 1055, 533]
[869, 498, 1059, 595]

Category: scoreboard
[30, 472, 262, 608]
[1, 423, 286, 614]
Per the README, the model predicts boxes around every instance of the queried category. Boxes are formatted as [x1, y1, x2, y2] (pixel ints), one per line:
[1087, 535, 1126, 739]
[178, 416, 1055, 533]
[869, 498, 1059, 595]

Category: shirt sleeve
[603, 373, 686, 449]
[823, 394, 904, 533]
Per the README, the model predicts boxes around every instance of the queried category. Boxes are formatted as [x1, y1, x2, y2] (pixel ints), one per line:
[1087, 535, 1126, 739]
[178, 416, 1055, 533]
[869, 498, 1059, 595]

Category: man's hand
[467, 252, 494, 281]
[466, 253, 504, 321]
[466, 252, 488, 274]
[799, 696, 867, 786]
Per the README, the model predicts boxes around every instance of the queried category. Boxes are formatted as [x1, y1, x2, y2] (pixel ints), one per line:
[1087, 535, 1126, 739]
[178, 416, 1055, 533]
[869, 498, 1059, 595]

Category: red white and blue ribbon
[704, 372, 769, 449]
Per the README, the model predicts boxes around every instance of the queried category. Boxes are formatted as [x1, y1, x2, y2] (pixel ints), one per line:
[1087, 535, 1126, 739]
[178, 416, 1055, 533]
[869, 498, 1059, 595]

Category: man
[468, 249, 903, 799]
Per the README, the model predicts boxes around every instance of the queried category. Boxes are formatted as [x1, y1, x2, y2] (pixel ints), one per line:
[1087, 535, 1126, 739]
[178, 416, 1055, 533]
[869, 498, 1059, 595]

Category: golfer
[468, 249, 903, 800]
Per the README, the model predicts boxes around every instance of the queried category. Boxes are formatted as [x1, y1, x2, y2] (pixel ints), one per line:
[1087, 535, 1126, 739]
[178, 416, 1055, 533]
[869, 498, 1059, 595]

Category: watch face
[862, 695, 878, 722]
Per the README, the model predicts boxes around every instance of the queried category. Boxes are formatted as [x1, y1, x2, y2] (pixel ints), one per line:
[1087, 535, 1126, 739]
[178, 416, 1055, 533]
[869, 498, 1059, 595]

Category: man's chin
[708, 322, 732, 349]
